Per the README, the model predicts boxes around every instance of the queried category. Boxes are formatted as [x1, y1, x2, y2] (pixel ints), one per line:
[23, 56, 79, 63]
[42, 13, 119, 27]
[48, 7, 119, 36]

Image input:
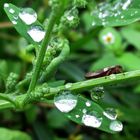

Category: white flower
[102, 32, 115, 45]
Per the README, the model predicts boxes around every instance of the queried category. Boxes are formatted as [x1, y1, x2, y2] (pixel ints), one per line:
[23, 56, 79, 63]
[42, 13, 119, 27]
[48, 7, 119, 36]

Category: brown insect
[85, 65, 123, 79]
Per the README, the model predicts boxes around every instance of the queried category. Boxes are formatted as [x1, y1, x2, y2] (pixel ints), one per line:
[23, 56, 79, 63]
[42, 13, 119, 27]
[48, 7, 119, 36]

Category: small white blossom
[102, 32, 115, 45]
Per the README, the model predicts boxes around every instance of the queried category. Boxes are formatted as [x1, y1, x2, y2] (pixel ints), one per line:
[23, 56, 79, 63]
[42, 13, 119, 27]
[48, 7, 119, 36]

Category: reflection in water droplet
[90, 86, 104, 101]
[9, 9, 15, 14]
[103, 108, 117, 120]
[54, 90, 77, 113]
[85, 101, 91, 107]
[82, 112, 102, 128]
[27, 26, 45, 42]
[4, 3, 9, 8]
[110, 120, 123, 132]
[19, 8, 37, 25]
[65, 83, 73, 89]
[109, 74, 116, 80]
[12, 20, 17, 25]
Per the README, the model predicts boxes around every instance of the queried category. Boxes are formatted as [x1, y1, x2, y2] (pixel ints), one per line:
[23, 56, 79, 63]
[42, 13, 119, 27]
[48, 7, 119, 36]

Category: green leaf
[90, 53, 119, 71]
[0, 128, 31, 140]
[92, 0, 140, 27]
[117, 53, 140, 70]
[54, 93, 123, 133]
[121, 28, 140, 50]
[0, 100, 13, 110]
[4, 3, 45, 44]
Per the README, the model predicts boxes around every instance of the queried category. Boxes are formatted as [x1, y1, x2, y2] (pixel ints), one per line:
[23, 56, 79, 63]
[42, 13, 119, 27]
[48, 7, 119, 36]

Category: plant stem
[40, 41, 70, 81]
[45, 70, 140, 97]
[1, 69, 140, 109]
[28, 2, 67, 93]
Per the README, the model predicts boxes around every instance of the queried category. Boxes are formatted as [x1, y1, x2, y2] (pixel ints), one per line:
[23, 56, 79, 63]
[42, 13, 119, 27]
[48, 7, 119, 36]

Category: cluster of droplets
[91, 0, 137, 26]
[4, 3, 45, 43]
[54, 90, 123, 132]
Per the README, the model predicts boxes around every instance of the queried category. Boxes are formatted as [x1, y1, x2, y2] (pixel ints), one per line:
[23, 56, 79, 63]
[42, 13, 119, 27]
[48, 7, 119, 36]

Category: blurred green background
[0, 0, 140, 140]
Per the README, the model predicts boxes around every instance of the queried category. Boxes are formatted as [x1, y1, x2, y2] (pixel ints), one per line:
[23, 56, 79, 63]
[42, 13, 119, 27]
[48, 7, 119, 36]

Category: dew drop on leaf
[109, 120, 123, 132]
[12, 20, 17, 25]
[122, 0, 132, 10]
[27, 25, 45, 42]
[19, 8, 37, 25]
[82, 109, 87, 114]
[54, 90, 78, 113]
[75, 115, 80, 118]
[82, 111, 102, 128]
[85, 101, 91, 107]
[90, 86, 104, 101]
[4, 3, 9, 8]
[9, 9, 15, 14]
[67, 15, 74, 21]
[103, 108, 117, 120]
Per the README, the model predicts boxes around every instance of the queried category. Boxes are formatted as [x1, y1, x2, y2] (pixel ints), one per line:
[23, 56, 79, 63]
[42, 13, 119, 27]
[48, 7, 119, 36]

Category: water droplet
[103, 108, 117, 120]
[65, 83, 73, 89]
[9, 9, 15, 14]
[109, 74, 116, 80]
[109, 120, 123, 132]
[90, 86, 104, 101]
[92, 21, 96, 26]
[75, 115, 80, 118]
[121, 15, 124, 19]
[54, 90, 77, 113]
[67, 15, 74, 21]
[19, 8, 37, 25]
[27, 25, 45, 42]
[4, 3, 9, 8]
[14, 16, 18, 20]
[85, 101, 91, 107]
[12, 20, 17, 25]
[122, 0, 132, 10]
[82, 109, 87, 114]
[82, 112, 102, 128]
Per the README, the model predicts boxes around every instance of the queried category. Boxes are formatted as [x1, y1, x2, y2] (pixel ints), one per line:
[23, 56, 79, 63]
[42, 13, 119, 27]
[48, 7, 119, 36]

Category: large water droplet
[82, 112, 102, 128]
[19, 8, 37, 25]
[90, 86, 104, 101]
[54, 90, 77, 113]
[27, 26, 45, 42]
[103, 108, 117, 120]
[109, 120, 123, 132]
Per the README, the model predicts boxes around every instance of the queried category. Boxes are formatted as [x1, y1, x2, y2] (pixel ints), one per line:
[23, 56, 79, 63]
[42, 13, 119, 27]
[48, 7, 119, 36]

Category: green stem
[1, 70, 140, 109]
[44, 70, 140, 97]
[28, 2, 67, 93]
[40, 41, 70, 81]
